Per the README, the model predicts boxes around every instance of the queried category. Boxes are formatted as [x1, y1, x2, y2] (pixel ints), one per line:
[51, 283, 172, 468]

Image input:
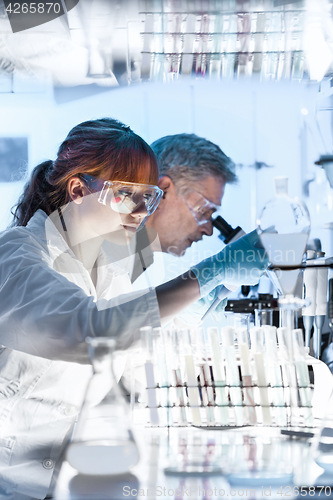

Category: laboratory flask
[66, 337, 139, 475]
[257, 176, 310, 298]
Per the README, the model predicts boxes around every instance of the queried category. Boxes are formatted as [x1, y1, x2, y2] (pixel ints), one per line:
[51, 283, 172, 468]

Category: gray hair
[150, 133, 237, 191]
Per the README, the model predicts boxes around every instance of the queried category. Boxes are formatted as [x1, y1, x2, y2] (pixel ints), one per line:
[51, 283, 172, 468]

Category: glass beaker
[254, 308, 273, 327]
[66, 337, 140, 475]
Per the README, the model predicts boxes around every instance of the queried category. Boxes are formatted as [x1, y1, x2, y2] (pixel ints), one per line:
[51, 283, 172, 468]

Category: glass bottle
[66, 337, 140, 475]
[257, 176, 311, 300]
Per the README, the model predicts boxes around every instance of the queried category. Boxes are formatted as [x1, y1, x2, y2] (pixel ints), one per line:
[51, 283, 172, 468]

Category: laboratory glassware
[141, 326, 159, 426]
[207, 326, 229, 425]
[66, 337, 140, 475]
[314, 388, 333, 473]
[221, 326, 244, 426]
[182, 328, 202, 426]
[257, 176, 311, 427]
[238, 327, 257, 425]
[250, 327, 272, 426]
[254, 307, 273, 327]
[257, 176, 311, 300]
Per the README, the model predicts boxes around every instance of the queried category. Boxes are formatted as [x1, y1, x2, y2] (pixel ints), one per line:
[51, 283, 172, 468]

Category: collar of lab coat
[26, 209, 131, 300]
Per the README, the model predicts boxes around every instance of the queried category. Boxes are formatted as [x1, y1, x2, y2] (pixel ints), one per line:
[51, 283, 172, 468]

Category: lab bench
[54, 424, 333, 500]
[53, 358, 333, 500]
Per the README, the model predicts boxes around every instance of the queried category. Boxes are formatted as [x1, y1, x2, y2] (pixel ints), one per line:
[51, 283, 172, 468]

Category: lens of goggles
[82, 175, 163, 216]
[183, 190, 219, 225]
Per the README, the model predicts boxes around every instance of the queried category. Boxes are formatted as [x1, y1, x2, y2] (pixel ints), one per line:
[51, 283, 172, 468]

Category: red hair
[11, 118, 158, 226]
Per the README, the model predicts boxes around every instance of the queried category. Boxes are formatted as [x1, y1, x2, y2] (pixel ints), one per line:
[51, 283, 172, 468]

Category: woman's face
[83, 188, 147, 245]
[67, 176, 149, 247]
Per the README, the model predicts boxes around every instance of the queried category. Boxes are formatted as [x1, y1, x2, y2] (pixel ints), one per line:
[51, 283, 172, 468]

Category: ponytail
[10, 160, 59, 227]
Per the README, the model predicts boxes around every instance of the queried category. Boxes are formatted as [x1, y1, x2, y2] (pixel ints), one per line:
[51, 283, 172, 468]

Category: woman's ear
[67, 177, 86, 204]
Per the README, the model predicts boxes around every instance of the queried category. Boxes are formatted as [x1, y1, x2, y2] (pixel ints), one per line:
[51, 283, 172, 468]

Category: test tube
[292, 328, 313, 427]
[169, 328, 187, 426]
[153, 327, 173, 426]
[197, 328, 215, 425]
[277, 326, 299, 426]
[250, 327, 272, 426]
[221, 326, 244, 426]
[207, 327, 229, 425]
[181, 14, 196, 75]
[141, 14, 154, 79]
[238, 327, 257, 425]
[223, 13, 237, 79]
[264, 326, 287, 426]
[209, 13, 222, 79]
[141, 326, 159, 426]
[253, 12, 266, 74]
[196, 14, 210, 77]
[183, 329, 202, 426]
[237, 12, 251, 77]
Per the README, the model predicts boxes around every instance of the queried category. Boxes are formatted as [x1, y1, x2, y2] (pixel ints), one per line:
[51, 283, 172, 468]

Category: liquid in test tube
[183, 330, 201, 426]
[264, 326, 287, 427]
[181, 14, 196, 75]
[250, 327, 272, 426]
[238, 327, 257, 425]
[141, 14, 154, 79]
[207, 327, 229, 425]
[171, 328, 187, 426]
[277, 326, 299, 426]
[197, 328, 215, 425]
[292, 328, 313, 427]
[153, 327, 173, 426]
[142, 327, 159, 426]
[221, 326, 244, 426]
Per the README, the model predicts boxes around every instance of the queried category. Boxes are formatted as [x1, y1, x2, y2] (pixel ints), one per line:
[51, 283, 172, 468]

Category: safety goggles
[182, 189, 220, 225]
[81, 174, 163, 216]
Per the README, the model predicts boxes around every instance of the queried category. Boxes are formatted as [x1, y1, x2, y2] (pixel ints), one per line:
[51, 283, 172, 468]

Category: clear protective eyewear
[81, 174, 163, 216]
[182, 189, 220, 225]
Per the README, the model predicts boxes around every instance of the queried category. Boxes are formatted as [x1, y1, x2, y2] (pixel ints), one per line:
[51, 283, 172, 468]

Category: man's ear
[158, 175, 174, 199]
[67, 177, 85, 204]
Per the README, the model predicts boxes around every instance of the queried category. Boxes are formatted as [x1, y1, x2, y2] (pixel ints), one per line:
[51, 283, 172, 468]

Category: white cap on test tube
[221, 326, 235, 347]
[274, 176, 288, 197]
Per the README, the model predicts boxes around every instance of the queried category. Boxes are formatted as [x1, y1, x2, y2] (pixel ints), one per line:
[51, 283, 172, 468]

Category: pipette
[328, 278, 333, 344]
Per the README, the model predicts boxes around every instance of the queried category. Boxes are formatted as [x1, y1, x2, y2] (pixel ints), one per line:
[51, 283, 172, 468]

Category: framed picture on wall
[0, 137, 28, 182]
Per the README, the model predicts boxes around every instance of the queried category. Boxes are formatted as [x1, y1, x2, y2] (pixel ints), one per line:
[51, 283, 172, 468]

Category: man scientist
[131, 132, 237, 284]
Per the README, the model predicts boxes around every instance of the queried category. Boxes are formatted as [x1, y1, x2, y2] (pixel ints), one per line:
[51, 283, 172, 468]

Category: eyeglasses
[81, 174, 163, 216]
[181, 189, 220, 225]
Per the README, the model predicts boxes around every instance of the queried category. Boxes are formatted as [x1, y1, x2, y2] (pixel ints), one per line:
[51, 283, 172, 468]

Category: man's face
[146, 175, 225, 256]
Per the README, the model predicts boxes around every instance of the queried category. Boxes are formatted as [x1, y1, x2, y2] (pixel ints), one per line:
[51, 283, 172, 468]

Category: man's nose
[200, 220, 214, 236]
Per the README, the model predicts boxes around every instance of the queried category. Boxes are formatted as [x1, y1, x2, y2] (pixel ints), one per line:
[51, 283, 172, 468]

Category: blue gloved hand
[191, 229, 269, 298]
[176, 291, 228, 325]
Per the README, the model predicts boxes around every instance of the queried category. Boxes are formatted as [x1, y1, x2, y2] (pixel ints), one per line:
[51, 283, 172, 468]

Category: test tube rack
[135, 5, 306, 82]
[137, 351, 316, 430]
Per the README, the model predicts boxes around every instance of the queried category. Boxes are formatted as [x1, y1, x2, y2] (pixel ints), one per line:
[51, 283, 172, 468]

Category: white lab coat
[0, 210, 160, 500]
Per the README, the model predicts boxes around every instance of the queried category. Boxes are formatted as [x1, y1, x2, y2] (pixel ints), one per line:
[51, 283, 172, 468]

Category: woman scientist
[0, 118, 267, 499]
